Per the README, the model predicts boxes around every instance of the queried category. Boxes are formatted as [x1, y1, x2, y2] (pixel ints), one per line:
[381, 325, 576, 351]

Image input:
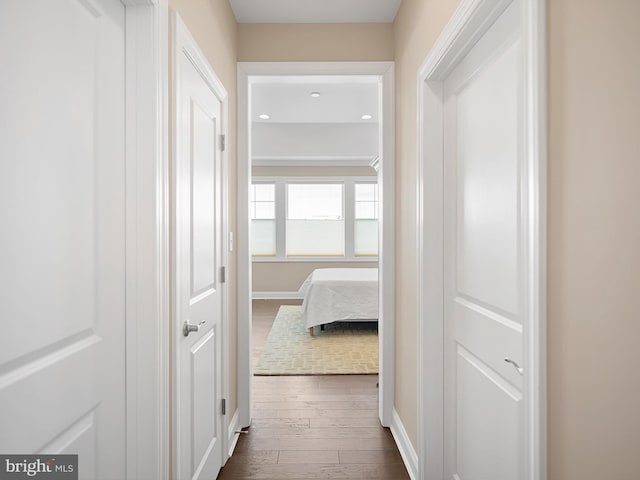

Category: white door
[443, 2, 526, 479]
[174, 26, 226, 480]
[0, 0, 126, 478]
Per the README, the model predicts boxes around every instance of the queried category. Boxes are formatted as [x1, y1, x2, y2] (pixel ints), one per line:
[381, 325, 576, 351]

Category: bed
[298, 268, 378, 335]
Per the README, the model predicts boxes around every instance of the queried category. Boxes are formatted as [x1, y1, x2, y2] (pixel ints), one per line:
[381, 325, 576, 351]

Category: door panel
[456, 347, 520, 480]
[191, 101, 218, 295]
[453, 299, 523, 389]
[191, 329, 218, 471]
[175, 37, 224, 480]
[454, 19, 520, 317]
[444, 2, 525, 479]
[0, 0, 126, 478]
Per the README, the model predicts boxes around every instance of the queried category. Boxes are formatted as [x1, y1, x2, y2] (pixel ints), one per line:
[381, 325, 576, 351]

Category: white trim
[237, 64, 252, 428]
[377, 61, 396, 427]
[416, 1, 547, 479]
[390, 409, 418, 480]
[253, 176, 376, 182]
[219, 72, 231, 473]
[238, 61, 395, 428]
[524, 0, 547, 477]
[226, 410, 241, 461]
[252, 291, 304, 300]
[171, 12, 230, 479]
[253, 156, 376, 167]
[124, 2, 170, 479]
[252, 256, 377, 263]
[369, 156, 381, 172]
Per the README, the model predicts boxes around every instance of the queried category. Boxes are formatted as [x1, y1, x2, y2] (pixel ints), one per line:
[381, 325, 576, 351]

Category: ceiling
[251, 76, 380, 166]
[252, 77, 379, 124]
[229, 0, 402, 24]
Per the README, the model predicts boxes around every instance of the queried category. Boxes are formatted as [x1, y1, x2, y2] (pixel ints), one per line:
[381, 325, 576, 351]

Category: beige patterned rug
[254, 305, 378, 375]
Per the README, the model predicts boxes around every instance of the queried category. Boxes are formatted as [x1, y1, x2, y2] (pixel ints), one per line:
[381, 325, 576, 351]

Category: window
[250, 177, 378, 260]
[355, 183, 379, 256]
[286, 183, 344, 256]
[250, 183, 276, 256]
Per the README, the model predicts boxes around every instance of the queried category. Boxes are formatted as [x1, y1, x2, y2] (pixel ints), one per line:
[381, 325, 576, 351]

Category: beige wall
[547, 0, 640, 478]
[253, 262, 377, 293]
[168, 0, 239, 417]
[392, 0, 462, 449]
[238, 23, 394, 62]
[393, 0, 640, 476]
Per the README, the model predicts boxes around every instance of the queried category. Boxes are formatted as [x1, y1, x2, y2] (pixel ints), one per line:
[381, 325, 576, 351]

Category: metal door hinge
[219, 134, 226, 152]
[220, 266, 226, 283]
[221, 398, 227, 416]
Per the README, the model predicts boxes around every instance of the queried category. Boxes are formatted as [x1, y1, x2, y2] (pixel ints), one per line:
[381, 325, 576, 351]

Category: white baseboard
[390, 408, 419, 480]
[226, 410, 240, 461]
[252, 291, 304, 300]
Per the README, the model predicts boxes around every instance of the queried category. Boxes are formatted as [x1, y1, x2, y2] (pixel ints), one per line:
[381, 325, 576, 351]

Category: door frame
[171, 11, 231, 477]
[123, 1, 170, 479]
[416, 0, 547, 479]
[237, 61, 396, 427]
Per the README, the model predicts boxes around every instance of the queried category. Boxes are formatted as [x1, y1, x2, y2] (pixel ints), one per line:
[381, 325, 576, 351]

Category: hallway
[217, 302, 409, 479]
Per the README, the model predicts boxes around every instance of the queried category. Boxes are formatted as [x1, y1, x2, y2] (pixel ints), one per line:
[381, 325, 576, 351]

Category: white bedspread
[298, 268, 379, 329]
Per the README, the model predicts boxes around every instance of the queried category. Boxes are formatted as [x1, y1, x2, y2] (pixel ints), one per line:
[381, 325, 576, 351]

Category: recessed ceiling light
[361, 114, 373, 120]
[310, 91, 321, 98]
[258, 114, 270, 120]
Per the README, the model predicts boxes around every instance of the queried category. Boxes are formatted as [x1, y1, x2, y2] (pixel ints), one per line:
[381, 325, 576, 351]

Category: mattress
[298, 268, 379, 329]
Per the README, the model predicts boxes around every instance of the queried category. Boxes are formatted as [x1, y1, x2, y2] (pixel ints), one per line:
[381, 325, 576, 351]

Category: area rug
[254, 305, 378, 375]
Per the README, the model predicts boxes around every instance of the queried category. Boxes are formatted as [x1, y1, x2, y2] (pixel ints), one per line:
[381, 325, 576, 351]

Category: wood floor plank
[224, 451, 279, 466]
[247, 426, 390, 440]
[251, 409, 279, 419]
[310, 417, 383, 428]
[219, 301, 409, 479]
[252, 408, 379, 419]
[250, 418, 310, 429]
[310, 409, 380, 418]
[253, 401, 379, 410]
[233, 436, 398, 453]
[255, 394, 377, 403]
[277, 450, 340, 464]
[219, 462, 409, 479]
[338, 450, 404, 465]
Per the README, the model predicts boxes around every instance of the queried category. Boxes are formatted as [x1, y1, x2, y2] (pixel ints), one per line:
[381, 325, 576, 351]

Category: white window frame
[249, 182, 276, 220]
[251, 176, 378, 262]
[250, 181, 278, 257]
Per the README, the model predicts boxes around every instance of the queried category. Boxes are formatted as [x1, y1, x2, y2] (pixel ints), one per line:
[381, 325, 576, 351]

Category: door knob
[504, 357, 523, 375]
[183, 320, 206, 337]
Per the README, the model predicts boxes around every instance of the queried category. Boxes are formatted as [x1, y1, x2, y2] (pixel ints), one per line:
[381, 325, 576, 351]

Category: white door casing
[172, 13, 229, 480]
[418, 0, 546, 479]
[0, 0, 126, 477]
[236, 62, 395, 428]
[123, 1, 171, 478]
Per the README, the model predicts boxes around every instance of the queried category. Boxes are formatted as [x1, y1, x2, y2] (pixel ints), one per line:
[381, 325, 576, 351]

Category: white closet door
[443, 2, 527, 479]
[0, 1, 127, 478]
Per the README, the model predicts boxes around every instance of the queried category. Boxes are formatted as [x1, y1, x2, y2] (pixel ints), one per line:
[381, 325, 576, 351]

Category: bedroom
[249, 76, 382, 376]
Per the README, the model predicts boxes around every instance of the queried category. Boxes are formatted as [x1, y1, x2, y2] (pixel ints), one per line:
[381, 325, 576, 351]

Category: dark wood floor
[217, 300, 410, 479]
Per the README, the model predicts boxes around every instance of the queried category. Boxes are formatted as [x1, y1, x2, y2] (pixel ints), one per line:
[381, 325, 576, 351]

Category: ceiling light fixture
[310, 91, 321, 98]
[258, 114, 270, 120]
[361, 114, 373, 120]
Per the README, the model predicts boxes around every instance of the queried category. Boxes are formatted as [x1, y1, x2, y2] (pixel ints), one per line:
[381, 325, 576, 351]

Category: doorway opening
[237, 62, 395, 430]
